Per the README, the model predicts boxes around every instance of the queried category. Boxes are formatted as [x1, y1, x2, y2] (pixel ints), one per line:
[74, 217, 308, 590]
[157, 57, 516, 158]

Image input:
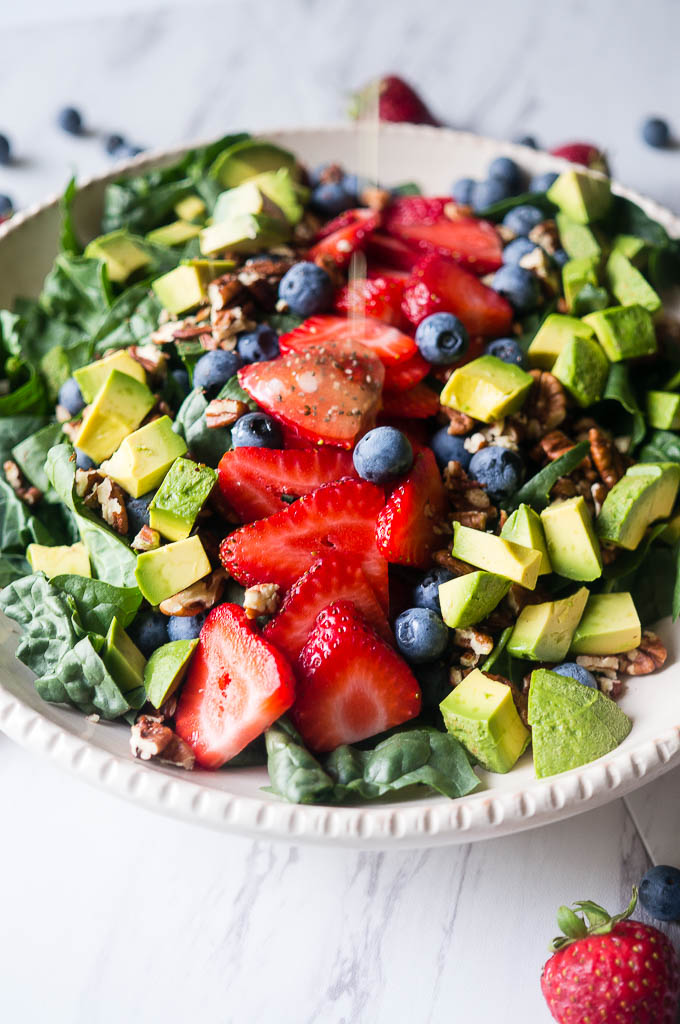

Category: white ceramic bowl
[1, 123, 679, 848]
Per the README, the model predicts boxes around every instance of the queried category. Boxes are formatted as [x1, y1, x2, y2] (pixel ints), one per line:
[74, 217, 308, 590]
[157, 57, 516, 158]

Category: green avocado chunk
[528, 668, 632, 778]
[562, 256, 600, 312]
[501, 503, 551, 574]
[210, 139, 298, 189]
[547, 169, 612, 224]
[540, 496, 602, 581]
[135, 535, 212, 606]
[84, 230, 151, 284]
[74, 350, 147, 404]
[507, 586, 589, 661]
[583, 304, 657, 361]
[438, 571, 511, 629]
[174, 195, 206, 222]
[253, 168, 307, 224]
[152, 264, 208, 315]
[527, 313, 595, 371]
[571, 592, 641, 655]
[212, 180, 286, 224]
[555, 212, 602, 261]
[551, 334, 609, 407]
[605, 249, 662, 314]
[440, 355, 533, 423]
[103, 615, 146, 693]
[611, 234, 648, 266]
[149, 457, 218, 541]
[74, 370, 155, 464]
[146, 220, 202, 247]
[199, 213, 290, 257]
[596, 463, 680, 550]
[144, 638, 199, 709]
[27, 542, 91, 579]
[646, 391, 680, 430]
[452, 523, 542, 589]
[100, 416, 188, 498]
[440, 668, 530, 774]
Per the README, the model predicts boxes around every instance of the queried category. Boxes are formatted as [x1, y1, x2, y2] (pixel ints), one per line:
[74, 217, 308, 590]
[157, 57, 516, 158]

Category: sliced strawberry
[383, 351, 430, 392]
[291, 600, 421, 752]
[334, 275, 406, 326]
[375, 415, 429, 448]
[381, 382, 440, 419]
[238, 341, 384, 449]
[383, 196, 450, 229]
[366, 232, 420, 272]
[217, 447, 356, 522]
[308, 208, 380, 268]
[401, 253, 513, 337]
[220, 477, 389, 609]
[174, 603, 296, 769]
[368, 265, 410, 281]
[376, 448, 447, 568]
[392, 218, 504, 275]
[280, 314, 416, 366]
[264, 553, 392, 662]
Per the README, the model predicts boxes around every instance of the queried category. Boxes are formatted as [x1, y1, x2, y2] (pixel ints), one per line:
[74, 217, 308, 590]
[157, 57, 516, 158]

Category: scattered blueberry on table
[0, 133, 11, 166]
[639, 865, 680, 921]
[641, 116, 671, 149]
[57, 106, 84, 136]
[105, 133, 126, 156]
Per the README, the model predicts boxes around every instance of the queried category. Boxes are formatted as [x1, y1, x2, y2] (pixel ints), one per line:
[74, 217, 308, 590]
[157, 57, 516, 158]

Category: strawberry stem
[549, 887, 638, 951]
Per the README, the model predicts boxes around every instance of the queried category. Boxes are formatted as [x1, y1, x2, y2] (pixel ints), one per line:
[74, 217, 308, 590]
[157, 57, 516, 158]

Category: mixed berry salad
[2, 133, 680, 805]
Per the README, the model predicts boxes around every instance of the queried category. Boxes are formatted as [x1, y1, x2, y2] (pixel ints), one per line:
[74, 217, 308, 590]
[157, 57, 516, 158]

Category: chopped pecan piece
[243, 583, 281, 619]
[532, 429, 576, 463]
[208, 274, 244, 311]
[3, 459, 42, 506]
[433, 550, 476, 576]
[528, 219, 560, 254]
[620, 630, 667, 675]
[96, 477, 128, 535]
[55, 403, 72, 424]
[159, 568, 228, 617]
[130, 715, 195, 770]
[75, 467, 104, 503]
[205, 397, 249, 429]
[588, 426, 625, 491]
[127, 344, 168, 375]
[131, 525, 161, 552]
[444, 460, 495, 530]
[61, 419, 83, 443]
[441, 407, 477, 435]
[212, 305, 257, 346]
[522, 370, 568, 439]
[452, 627, 494, 669]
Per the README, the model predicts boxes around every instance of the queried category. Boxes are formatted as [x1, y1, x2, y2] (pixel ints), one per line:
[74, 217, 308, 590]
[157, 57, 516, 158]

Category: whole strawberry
[541, 889, 680, 1023]
[550, 141, 609, 175]
[350, 75, 441, 126]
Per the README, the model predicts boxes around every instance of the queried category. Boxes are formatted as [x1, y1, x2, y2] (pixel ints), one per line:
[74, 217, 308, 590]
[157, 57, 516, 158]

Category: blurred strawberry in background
[350, 74, 441, 126]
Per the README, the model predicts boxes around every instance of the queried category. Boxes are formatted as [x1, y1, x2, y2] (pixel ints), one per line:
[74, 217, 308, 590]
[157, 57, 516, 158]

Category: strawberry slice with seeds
[174, 603, 296, 769]
[220, 477, 389, 609]
[401, 253, 513, 336]
[264, 553, 392, 662]
[384, 198, 504, 273]
[280, 314, 416, 366]
[383, 351, 430, 392]
[334, 275, 407, 327]
[291, 600, 421, 752]
[238, 340, 384, 449]
[383, 196, 451, 229]
[308, 208, 380, 268]
[376, 448, 447, 567]
[366, 232, 420, 272]
[381, 382, 440, 419]
[217, 446, 356, 522]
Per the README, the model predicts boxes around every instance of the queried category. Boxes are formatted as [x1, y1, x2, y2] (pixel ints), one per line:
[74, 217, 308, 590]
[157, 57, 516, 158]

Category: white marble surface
[2, 2, 680, 1021]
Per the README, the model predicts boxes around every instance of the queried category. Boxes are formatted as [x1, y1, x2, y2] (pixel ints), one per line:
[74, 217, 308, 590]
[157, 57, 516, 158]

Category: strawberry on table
[308, 208, 380, 268]
[376, 447, 447, 567]
[291, 600, 422, 751]
[350, 74, 440, 126]
[174, 603, 296, 769]
[401, 253, 514, 337]
[280, 314, 416, 366]
[549, 141, 608, 173]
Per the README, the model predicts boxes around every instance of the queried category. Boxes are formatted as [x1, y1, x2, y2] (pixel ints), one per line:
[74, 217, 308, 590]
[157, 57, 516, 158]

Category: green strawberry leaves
[550, 888, 638, 951]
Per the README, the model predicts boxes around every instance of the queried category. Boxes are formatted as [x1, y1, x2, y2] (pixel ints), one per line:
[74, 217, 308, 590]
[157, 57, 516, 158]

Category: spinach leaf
[599, 363, 646, 448]
[0, 309, 22, 358]
[0, 478, 51, 555]
[265, 720, 336, 804]
[90, 284, 163, 355]
[0, 415, 48, 463]
[0, 363, 47, 416]
[648, 241, 680, 291]
[267, 311, 305, 335]
[605, 195, 670, 248]
[59, 177, 82, 256]
[391, 181, 422, 197]
[508, 441, 590, 511]
[0, 552, 32, 588]
[173, 388, 233, 463]
[639, 430, 680, 464]
[218, 374, 257, 407]
[37, 636, 131, 719]
[50, 575, 142, 634]
[11, 422, 65, 492]
[475, 191, 556, 222]
[603, 523, 667, 584]
[40, 254, 112, 336]
[623, 545, 676, 626]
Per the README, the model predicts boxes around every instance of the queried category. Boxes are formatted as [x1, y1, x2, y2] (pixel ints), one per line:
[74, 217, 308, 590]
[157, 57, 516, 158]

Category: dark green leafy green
[41, 254, 113, 335]
[173, 375, 255, 464]
[0, 415, 48, 464]
[508, 442, 590, 511]
[50, 575, 142, 634]
[639, 430, 680, 464]
[37, 637, 131, 718]
[267, 311, 305, 335]
[11, 422, 65, 492]
[475, 191, 556, 221]
[571, 284, 609, 317]
[90, 284, 163, 355]
[599, 363, 646, 448]
[265, 720, 336, 804]
[603, 523, 667, 584]
[605, 195, 670, 248]
[391, 182, 422, 197]
[59, 177, 82, 256]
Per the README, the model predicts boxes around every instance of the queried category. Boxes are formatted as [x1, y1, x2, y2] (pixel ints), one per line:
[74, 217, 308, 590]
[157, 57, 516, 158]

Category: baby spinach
[508, 441, 590, 511]
[37, 636, 132, 719]
[475, 191, 556, 222]
[11, 422, 65, 493]
[90, 284, 163, 355]
[40, 254, 113, 335]
[639, 430, 680, 464]
[599, 363, 646, 448]
[265, 720, 336, 804]
[605, 195, 670, 248]
[0, 414, 48, 464]
[173, 377, 255, 464]
[59, 177, 82, 257]
[50, 575, 142, 634]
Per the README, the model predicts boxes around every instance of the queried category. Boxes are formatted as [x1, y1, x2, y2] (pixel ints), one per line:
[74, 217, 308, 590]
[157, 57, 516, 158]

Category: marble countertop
[2, 2, 680, 1021]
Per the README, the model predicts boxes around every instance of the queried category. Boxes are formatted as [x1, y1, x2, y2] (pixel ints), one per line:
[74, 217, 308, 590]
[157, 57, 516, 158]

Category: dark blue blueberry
[529, 171, 558, 193]
[58, 377, 85, 416]
[278, 261, 333, 317]
[412, 567, 454, 613]
[415, 312, 469, 366]
[125, 491, 155, 537]
[488, 156, 521, 192]
[0, 194, 12, 217]
[170, 367, 191, 399]
[451, 177, 475, 204]
[552, 248, 570, 268]
[485, 337, 527, 368]
[105, 133, 126, 156]
[0, 134, 11, 166]
[429, 427, 471, 471]
[231, 411, 283, 449]
[167, 612, 208, 642]
[236, 324, 280, 364]
[468, 445, 524, 502]
[57, 106, 84, 136]
[193, 349, 242, 398]
[471, 178, 513, 211]
[128, 610, 168, 658]
[502, 204, 544, 236]
[492, 264, 540, 312]
[552, 662, 597, 689]
[311, 181, 354, 217]
[642, 117, 671, 149]
[353, 427, 413, 484]
[514, 135, 538, 149]
[75, 448, 96, 471]
[639, 865, 680, 922]
[502, 237, 537, 266]
[342, 173, 362, 199]
[394, 607, 449, 664]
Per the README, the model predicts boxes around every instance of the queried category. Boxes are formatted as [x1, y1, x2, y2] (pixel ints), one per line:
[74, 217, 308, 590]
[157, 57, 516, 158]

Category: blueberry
[193, 349, 242, 398]
[309, 162, 335, 188]
[492, 264, 540, 312]
[471, 178, 513, 211]
[514, 135, 538, 149]
[468, 445, 524, 502]
[415, 312, 469, 366]
[75, 448, 95, 471]
[58, 377, 85, 416]
[125, 491, 155, 537]
[311, 181, 354, 217]
[167, 612, 208, 642]
[342, 173, 362, 199]
[128, 610, 168, 658]
[488, 156, 521, 192]
[278, 261, 333, 317]
[502, 237, 537, 266]
[412, 567, 454, 613]
[552, 662, 597, 689]
[353, 426, 413, 484]
[0, 134, 11, 166]
[552, 248, 570, 268]
[502, 204, 544, 236]
[236, 324, 280, 364]
[639, 865, 680, 921]
[642, 117, 671, 149]
[394, 607, 449, 664]
[231, 411, 283, 449]
[170, 367, 191, 399]
[485, 337, 527, 368]
[57, 106, 84, 136]
[0, 194, 12, 217]
[451, 177, 475, 204]
[529, 171, 558, 193]
[429, 427, 471, 471]
[105, 133, 126, 156]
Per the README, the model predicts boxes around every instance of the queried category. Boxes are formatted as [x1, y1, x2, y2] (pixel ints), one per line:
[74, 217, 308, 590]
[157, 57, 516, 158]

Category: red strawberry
[174, 603, 296, 769]
[550, 141, 609, 174]
[541, 890, 680, 1024]
[368, 265, 410, 280]
[238, 340, 384, 449]
[264, 553, 392, 662]
[375, 416, 429, 448]
[220, 477, 389, 609]
[280, 314, 416, 366]
[217, 446, 356, 522]
[384, 196, 503, 275]
[401, 253, 514, 337]
[350, 74, 440, 126]
[334, 275, 406, 326]
[383, 196, 450, 229]
[366, 232, 420, 272]
[376, 448, 446, 567]
[381, 382, 440, 419]
[383, 351, 430, 392]
[291, 600, 421, 751]
[308, 208, 380, 268]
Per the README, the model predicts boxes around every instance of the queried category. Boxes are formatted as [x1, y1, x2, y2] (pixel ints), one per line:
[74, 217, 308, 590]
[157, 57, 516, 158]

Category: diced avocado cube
[135, 535, 211, 606]
[152, 264, 208, 315]
[199, 213, 290, 257]
[103, 615, 146, 693]
[84, 230, 151, 284]
[611, 234, 648, 266]
[562, 256, 599, 312]
[438, 571, 511, 629]
[212, 181, 285, 224]
[209, 139, 299, 189]
[440, 355, 533, 424]
[596, 463, 680, 550]
[555, 212, 602, 261]
[174, 195, 206, 222]
[583, 304, 657, 361]
[570, 593, 641, 655]
[148, 457, 218, 541]
[528, 668, 632, 778]
[605, 249, 661, 314]
[660, 512, 680, 546]
[551, 334, 609, 407]
[74, 350, 147, 404]
[99, 415, 188, 498]
[646, 390, 680, 430]
[540, 496, 602, 581]
[501, 503, 551, 574]
[452, 523, 542, 589]
[440, 669, 530, 774]
[27, 541, 90, 579]
[627, 463, 680, 522]
[146, 220, 202, 247]
[527, 313, 595, 371]
[546, 169, 612, 224]
[144, 638, 199, 709]
[253, 168, 307, 224]
[507, 586, 589, 662]
[74, 370, 155, 464]
[181, 258, 235, 278]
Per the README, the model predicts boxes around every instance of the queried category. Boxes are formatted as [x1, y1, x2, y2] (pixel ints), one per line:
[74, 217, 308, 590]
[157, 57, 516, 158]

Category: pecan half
[620, 630, 667, 676]
[532, 429, 577, 464]
[96, 476, 128, 535]
[212, 305, 257, 346]
[159, 568, 227, 617]
[131, 525, 161, 552]
[127, 344, 168, 376]
[243, 583, 281, 619]
[522, 370, 568, 439]
[588, 426, 625, 491]
[452, 627, 494, 669]
[205, 397, 249, 428]
[130, 715, 195, 770]
[444, 460, 496, 530]
[440, 407, 477, 435]
[529, 219, 560, 254]
[3, 459, 42, 506]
